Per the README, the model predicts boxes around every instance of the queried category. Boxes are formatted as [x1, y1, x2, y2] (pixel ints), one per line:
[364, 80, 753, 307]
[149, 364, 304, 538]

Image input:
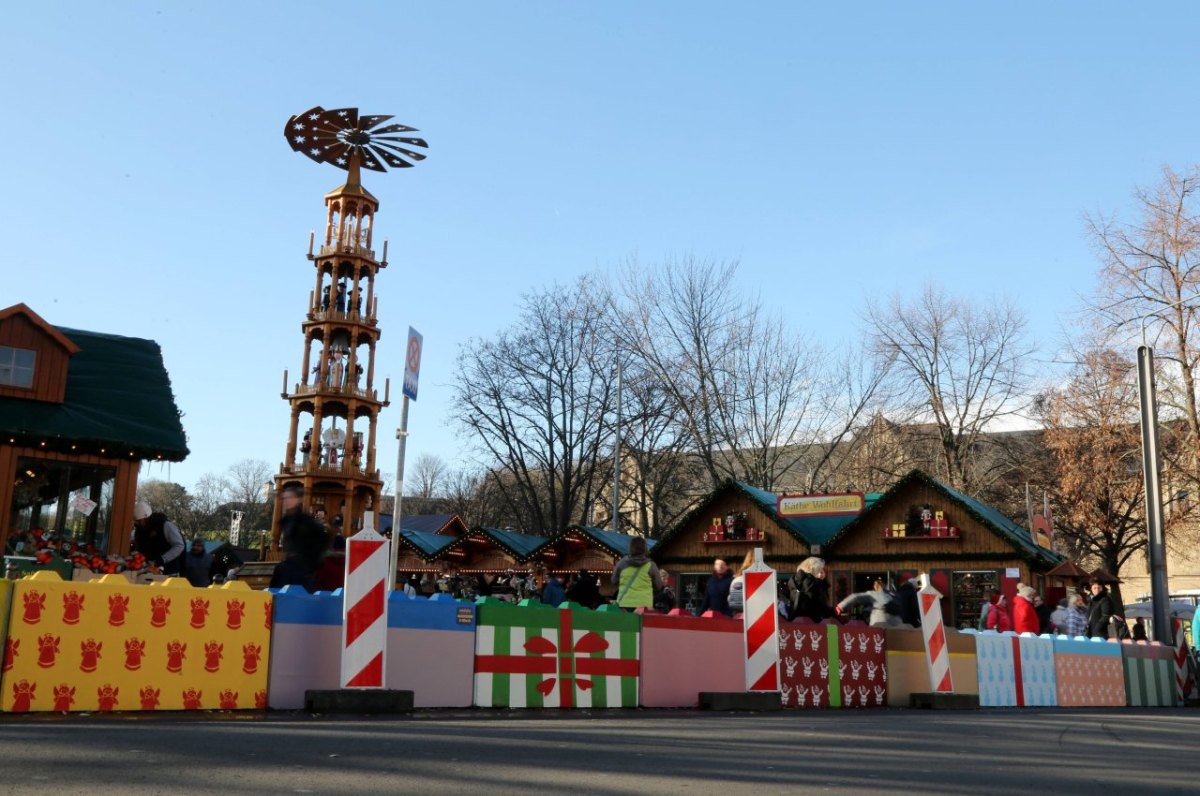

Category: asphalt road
[0, 708, 1195, 795]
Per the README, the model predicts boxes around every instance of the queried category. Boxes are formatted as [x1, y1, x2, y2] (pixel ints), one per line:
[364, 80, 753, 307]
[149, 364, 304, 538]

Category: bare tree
[1087, 165, 1200, 490]
[866, 285, 1033, 493]
[453, 277, 616, 533]
[612, 257, 884, 491]
[224, 459, 271, 531]
[412, 453, 450, 500]
[1037, 349, 1147, 605]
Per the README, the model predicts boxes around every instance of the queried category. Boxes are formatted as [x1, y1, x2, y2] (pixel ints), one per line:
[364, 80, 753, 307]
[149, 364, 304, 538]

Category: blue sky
[3, 2, 1198, 490]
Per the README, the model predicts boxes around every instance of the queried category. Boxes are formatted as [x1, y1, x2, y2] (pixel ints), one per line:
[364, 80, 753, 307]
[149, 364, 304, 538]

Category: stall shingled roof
[0, 323, 189, 461]
[654, 479, 877, 552]
[533, 526, 658, 560]
[822, 469, 1066, 567]
[435, 527, 549, 563]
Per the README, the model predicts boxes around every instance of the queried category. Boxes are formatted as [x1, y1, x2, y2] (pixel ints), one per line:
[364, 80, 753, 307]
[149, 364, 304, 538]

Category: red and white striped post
[918, 574, 954, 693]
[1172, 618, 1194, 702]
[743, 548, 781, 692]
[340, 511, 389, 688]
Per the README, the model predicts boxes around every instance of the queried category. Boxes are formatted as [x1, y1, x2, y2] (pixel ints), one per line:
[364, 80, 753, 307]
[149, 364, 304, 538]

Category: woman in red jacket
[1012, 584, 1040, 634]
[986, 594, 1013, 632]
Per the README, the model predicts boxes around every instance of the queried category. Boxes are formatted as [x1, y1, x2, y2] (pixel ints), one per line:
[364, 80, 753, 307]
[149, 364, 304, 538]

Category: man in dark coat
[788, 557, 835, 622]
[270, 488, 329, 592]
[699, 559, 733, 616]
[131, 502, 185, 576]
[896, 577, 921, 627]
[1086, 581, 1116, 639]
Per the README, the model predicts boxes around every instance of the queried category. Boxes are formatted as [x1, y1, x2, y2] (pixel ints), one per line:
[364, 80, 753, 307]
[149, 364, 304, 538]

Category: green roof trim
[565, 526, 657, 558]
[0, 325, 189, 461]
[822, 469, 1065, 568]
[398, 530, 458, 559]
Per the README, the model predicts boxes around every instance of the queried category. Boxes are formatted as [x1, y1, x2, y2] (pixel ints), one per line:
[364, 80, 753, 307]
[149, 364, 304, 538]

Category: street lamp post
[1136, 290, 1200, 645]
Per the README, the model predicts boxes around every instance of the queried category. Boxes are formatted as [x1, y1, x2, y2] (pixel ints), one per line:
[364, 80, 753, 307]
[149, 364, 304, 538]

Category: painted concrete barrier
[885, 627, 978, 707]
[386, 592, 476, 708]
[778, 619, 887, 708]
[1052, 635, 1125, 707]
[639, 609, 742, 707]
[2, 572, 272, 712]
[266, 586, 342, 710]
[267, 589, 477, 709]
[966, 631, 1056, 707]
[1121, 640, 1180, 707]
[473, 599, 640, 708]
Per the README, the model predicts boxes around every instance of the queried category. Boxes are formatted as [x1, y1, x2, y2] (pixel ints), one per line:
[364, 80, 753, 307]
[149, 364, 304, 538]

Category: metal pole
[1136, 345, 1172, 644]
[612, 359, 622, 532]
[387, 395, 411, 591]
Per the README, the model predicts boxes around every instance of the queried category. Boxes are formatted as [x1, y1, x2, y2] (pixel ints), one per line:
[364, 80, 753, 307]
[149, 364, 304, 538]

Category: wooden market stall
[651, 480, 868, 612]
[0, 304, 188, 557]
[821, 470, 1065, 628]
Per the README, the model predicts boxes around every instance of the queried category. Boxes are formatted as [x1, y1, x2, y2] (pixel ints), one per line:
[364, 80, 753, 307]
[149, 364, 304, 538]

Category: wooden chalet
[533, 525, 652, 574]
[0, 303, 189, 556]
[821, 470, 1065, 628]
[391, 514, 468, 575]
[654, 471, 1064, 623]
[433, 527, 547, 574]
[651, 480, 868, 612]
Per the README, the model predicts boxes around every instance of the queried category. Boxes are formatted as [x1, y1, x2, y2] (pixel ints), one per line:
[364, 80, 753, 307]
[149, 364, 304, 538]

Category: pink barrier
[639, 610, 743, 707]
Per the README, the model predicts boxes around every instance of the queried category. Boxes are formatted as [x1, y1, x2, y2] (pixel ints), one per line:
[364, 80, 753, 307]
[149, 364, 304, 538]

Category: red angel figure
[254, 690, 268, 709]
[96, 685, 119, 712]
[189, 598, 209, 630]
[107, 593, 130, 626]
[218, 689, 239, 710]
[3, 638, 19, 672]
[139, 687, 161, 710]
[52, 684, 76, 712]
[165, 641, 187, 673]
[149, 595, 171, 628]
[79, 639, 103, 673]
[124, 638, 147, 671]
[62, 591, 85, 625]
[22, 590, 46, 624]
[37, 634, 61, 669]
[11, 680, 36, 712]
[203, 642, 223, 673]
[241, 643, 261, 674]
[182, 688, 203, 710]
[226, 599, 246, 630]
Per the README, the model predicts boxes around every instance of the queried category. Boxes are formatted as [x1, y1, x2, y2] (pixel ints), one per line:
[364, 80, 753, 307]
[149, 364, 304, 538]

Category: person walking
[836, 579, 902, 628]
[565, 569, 599, 609]
[986, 594, 1013, 632]
[896, 576, 921, 627]
[182, 539, 215, 587]
[1063, 593, 1089, 637]
[611, 536, 662, 611]
[727, 551, 756, 615]
[787, 557, 835, 622]
[1013, 584, 1040, 634]
[1087, 581, 1116, 639]
[698, 558, 734, 616]
[131, 502, 186, 576]
[270, 487, 329, 592]
[1131, 617, 1148, 642]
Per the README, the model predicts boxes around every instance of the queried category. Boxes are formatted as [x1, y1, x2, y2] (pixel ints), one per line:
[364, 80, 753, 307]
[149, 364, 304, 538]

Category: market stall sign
[777, 492, 864, 518]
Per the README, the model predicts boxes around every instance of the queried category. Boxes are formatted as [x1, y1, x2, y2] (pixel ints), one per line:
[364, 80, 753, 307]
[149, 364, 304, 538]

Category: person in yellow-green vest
[611, 536, 663, 611]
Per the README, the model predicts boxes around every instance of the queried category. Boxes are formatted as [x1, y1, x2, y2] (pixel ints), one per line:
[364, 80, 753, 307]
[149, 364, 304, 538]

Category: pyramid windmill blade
[360, 115, 394, 130]
[372, 123, 419, 134]
[372, 140, 427, 163]
[327, 107, 359, 128]
[284, 106, 428, 174]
